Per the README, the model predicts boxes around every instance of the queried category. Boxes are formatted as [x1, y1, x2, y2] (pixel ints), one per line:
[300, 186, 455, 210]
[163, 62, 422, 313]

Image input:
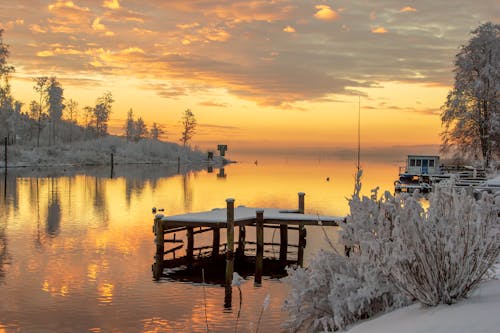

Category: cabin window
[416, 160, 421, 167]
[410, 159, 416, 167]
[429, 160, 435, 167]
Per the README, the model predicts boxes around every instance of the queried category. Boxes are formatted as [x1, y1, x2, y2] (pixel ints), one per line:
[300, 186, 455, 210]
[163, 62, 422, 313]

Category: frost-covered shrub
[366, 186, 499, 306]
[283, 171, 409, 332]
[284, 171, 499, 332]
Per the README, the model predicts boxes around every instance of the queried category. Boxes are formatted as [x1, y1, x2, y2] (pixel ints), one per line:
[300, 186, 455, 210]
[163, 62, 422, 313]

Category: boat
[394, 155, 441, 193]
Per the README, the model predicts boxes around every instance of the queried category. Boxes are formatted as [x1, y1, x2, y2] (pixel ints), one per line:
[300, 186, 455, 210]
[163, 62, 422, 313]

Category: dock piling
[187, 227, 194, 264]
[212, 227, 220, 257]
[236, 226, 246, 256]
[298, 192, 305, 213]
[224, 198, 235, 308]
[255, 210, 264, 286]
[153, 217, 165, 280]
[279, 224, 288, 262]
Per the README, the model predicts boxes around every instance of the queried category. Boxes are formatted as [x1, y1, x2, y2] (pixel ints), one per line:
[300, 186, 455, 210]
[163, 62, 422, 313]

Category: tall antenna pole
[357, 96, 361, 172]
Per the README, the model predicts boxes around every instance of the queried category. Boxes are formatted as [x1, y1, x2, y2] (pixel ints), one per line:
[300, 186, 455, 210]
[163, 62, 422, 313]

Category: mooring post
[236, 226, 246, 257]
[4, 137, 7, 173]
[279, 224, 288, 263]
[255, 209, 264, 286]
[110, 153, 114, 178]
[187, 226, 194, 264]
[298, 192, 305, 214]
[224, 198, 235, 308]
[153, 217, 165, 280]
[212, 227, 220, 257]
[297, 224, 306, 267]
[177, 156, 180, 173]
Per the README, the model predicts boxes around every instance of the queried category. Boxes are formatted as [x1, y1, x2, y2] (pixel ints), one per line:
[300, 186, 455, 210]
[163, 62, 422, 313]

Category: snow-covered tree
[33, 76, 49, 147]
[46, 77, 65, 145]
[134, 116, 147, 142]
[0, 29, 16, 141]
[91, 91, 113, 137]
[150, 122, 164, 140]
[125, 108, 135, 141]
[441, 22, 500, 167]
[180, 108, 196, 147]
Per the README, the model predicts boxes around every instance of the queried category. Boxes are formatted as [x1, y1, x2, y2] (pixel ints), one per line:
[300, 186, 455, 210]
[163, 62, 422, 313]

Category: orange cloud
[400, 6, 417, 13]
[314, 5, 339, 21]
[283, 25, 296, 33]
[103, 0, 120, 10]
[30, 24, 47, 34]
[371, 26, 388, 34]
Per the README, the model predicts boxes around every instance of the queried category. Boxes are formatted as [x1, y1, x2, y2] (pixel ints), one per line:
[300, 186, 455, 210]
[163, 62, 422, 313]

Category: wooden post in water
[224, 198, 235, 308]
[177, 156, 180, 173]
[236, 226, 246, 257]
[297, 224, 306, 267]
[298, 192, 305, 214]
[212, 227, 220, 257]
[3, 137, 6, 197]
[279, 224, 288, 263]
[153, 217, 165, 280]
[255, 209, 264, 286]
[187, 227, 194, 264]
[110, 153, 114, 178]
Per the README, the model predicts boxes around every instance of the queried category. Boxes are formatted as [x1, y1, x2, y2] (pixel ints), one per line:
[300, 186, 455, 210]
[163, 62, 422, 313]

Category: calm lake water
[0, 152, 401, 332]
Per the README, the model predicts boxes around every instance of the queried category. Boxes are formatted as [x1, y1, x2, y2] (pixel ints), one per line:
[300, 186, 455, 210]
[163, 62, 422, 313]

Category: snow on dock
[158, 206, 342, 227]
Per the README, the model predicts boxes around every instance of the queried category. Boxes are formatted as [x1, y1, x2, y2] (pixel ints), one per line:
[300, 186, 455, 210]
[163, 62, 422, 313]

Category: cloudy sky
[0, 0, 497, 153]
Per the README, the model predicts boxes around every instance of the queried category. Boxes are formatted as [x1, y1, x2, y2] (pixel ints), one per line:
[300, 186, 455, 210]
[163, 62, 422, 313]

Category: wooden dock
[152, 192, 343, 307]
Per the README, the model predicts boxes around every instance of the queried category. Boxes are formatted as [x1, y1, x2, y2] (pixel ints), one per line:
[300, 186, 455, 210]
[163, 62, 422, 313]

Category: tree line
[0, 29, 197, 148]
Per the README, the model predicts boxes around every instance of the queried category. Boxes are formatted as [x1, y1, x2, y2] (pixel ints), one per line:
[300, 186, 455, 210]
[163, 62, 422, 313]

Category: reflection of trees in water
[46, 177, 61, 236]
[182, 172, 194, 211]
[125, 178, 146, 208]
[0, 222, 8, 283]
[91, 176, 109, 227]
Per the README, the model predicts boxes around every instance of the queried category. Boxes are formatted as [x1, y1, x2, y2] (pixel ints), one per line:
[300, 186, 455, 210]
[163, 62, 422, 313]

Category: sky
[0, 0, 498, 155]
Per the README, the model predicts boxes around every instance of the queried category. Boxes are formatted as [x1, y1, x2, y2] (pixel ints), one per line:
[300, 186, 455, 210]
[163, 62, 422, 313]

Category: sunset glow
[0, 0, 496, 153]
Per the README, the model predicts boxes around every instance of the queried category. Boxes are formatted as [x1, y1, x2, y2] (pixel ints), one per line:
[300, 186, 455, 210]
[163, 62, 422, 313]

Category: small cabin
[405, 155, 440, 175]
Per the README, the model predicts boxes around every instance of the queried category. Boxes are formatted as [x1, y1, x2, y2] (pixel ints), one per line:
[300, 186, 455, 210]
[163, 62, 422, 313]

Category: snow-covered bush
[366, 186, 499, 306]
[284, 171, 499, 331]
[283, 171, 409, 332]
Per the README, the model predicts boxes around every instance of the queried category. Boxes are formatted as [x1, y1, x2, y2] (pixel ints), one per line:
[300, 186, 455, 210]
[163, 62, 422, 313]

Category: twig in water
[232, 272, 246, 333]
[255, 293, 270, 333]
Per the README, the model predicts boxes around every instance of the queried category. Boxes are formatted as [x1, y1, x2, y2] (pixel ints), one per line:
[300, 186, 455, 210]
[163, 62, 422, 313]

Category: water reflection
[0, 155, 399, 332]
[46, 177, 61, 236]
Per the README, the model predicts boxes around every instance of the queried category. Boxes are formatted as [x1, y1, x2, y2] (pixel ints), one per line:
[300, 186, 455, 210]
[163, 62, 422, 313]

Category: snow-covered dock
[152, 192, 343, 307]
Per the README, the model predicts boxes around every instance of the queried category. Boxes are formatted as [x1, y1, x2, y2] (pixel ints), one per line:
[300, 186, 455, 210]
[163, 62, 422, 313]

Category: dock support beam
[224, 198, 235, 308]
[236, 226, 246, 257]
[212, 227, 220, 257]
[279, 224, 288, 262]
[187, 227, 194, 264]
[297, 224, 306, 267]
[153, 218, 164, 280]
[255, 210, 264, 286]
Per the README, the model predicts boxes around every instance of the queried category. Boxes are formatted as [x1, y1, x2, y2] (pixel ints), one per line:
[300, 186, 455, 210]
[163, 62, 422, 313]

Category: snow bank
[346, 273, 500, 333]
[6, 136, 225, 168]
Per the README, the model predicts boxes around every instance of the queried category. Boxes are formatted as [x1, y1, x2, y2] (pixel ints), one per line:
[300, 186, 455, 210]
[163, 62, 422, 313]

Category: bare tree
[441, 22, 500, 167]
[65, 99, 78, 143]
[125, 108, 135, 141]
[180, 108, 196, 147]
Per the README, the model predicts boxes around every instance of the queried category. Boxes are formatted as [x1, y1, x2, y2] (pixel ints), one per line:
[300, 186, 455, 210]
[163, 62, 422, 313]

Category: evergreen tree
[180, 108, 196, 147]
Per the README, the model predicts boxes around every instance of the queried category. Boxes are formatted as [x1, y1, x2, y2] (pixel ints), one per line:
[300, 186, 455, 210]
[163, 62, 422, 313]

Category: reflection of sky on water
[0, 154, 399, 332]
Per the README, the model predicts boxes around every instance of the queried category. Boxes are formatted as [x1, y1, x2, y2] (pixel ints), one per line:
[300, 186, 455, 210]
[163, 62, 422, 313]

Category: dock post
[255, 210, 264, 286]
[110, 153, 114, 178]
[212, 227, 220, 257]
[297, 224, 306, 267]
[153, 217, 165, 280]
[298, 192, 305, 214]
[236, 226, 246, 257]
[279, 224, 288, 262]
[224, 198, 235, 308]
[187, 227, 194, 264]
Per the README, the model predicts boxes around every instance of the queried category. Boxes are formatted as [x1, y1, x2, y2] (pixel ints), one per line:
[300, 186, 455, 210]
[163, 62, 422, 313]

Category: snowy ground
[346, 270, 500, 333]
[4, 136, 226, 168]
